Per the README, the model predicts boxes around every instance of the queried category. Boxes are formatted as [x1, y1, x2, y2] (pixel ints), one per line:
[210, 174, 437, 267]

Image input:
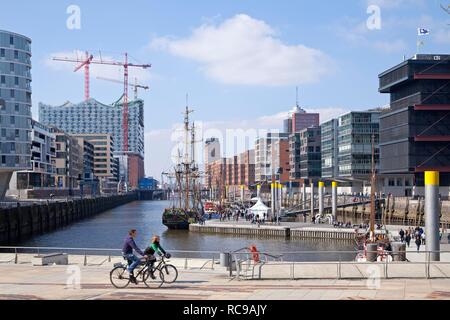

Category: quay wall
[189, 224, 358, 241]
[0, 193, 138, 245]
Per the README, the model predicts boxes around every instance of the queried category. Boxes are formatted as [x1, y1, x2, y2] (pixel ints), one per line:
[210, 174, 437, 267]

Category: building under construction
[379, 54, 450, 197]
[38, 97, 145, 190]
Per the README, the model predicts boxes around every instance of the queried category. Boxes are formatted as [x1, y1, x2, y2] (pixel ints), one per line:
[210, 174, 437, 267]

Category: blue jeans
[123, 254, 140, 274]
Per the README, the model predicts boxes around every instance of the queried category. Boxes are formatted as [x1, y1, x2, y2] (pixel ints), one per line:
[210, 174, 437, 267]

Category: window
[15, 129, 19, 138]
[14, 104, 19, 112]
[14, 77, 19, 86]
[10, 116, 15, 124]
[0, 76, 5, 84]
[1, 156, 5, 164]
[10, 90, 14, 98]
[14, 50, 18, 59]
[10, 63, 14, 72]
[10, 36, 14, 45]
[0, 49, 5, 57]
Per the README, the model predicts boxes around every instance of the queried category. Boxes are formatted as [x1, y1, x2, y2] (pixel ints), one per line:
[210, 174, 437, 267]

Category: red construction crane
[53, 51, 93, 101]
[96, 76, 149, 100]
[52, 51, 151, 153]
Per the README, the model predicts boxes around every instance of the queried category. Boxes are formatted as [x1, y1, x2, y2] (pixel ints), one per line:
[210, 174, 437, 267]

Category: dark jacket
[144, 241, 167, 256]
[122, 235, 144, 256]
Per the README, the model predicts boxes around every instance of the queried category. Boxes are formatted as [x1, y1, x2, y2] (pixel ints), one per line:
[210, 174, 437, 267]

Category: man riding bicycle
[122, 229, 147, 284]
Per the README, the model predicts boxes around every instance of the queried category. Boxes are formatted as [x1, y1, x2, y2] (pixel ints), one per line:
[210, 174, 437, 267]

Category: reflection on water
[17, 201, 357, 261]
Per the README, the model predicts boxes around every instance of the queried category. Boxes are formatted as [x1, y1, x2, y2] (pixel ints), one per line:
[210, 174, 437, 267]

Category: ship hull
[162, 208, 197, 230]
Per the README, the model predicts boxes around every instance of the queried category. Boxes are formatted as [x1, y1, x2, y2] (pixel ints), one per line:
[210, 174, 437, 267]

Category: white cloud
[45, 50, 152, 84]
[150, 14, 334, 86]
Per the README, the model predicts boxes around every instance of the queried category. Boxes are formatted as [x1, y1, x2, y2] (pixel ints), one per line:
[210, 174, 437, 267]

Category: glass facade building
[0, 30, 32, 198]
[39, 98, 145, 188]
[337, 111, 380, 178]
[321, 119, 338, 179]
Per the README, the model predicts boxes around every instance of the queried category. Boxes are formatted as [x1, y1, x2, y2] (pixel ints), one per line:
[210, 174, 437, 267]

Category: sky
[1, 0, 449, 178]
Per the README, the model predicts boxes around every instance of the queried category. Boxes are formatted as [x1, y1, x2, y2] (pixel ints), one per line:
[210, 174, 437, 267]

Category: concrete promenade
[0, 254, 450, 300]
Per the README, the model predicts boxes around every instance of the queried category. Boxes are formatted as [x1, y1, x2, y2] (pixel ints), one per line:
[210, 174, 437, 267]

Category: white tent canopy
[249, 199, 270, 219]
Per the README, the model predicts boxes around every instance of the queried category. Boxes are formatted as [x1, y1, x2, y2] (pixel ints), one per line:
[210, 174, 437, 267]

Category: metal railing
[0, 246, 221, 270]
[231, 250, 450, 280]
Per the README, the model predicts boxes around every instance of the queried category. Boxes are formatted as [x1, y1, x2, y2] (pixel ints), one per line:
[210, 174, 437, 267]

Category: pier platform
[190, 221, 362, 240]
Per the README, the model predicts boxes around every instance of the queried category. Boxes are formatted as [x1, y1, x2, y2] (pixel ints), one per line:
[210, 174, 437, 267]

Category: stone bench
[32, 253, 68, 266]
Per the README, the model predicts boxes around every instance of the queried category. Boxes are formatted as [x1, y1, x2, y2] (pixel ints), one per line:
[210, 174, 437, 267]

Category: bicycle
[154, 255, 178, 284]
[110, 257, 165, 289]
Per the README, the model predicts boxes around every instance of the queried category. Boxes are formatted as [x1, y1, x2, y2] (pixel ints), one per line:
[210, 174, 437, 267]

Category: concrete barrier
[32, 253, 68, 266]
[0, 193, 138, 245]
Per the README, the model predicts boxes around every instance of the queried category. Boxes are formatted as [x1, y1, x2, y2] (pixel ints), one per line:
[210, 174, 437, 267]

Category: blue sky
[1, 0, 449, 177]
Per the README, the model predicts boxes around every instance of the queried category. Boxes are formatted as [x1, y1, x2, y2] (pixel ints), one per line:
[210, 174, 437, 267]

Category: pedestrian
[421, 232, 426, 245]
[415, 236, 422, 252]
[405, 231, 411, 247]
[399, 228, 405, 243]
[312, 216, 316, 224]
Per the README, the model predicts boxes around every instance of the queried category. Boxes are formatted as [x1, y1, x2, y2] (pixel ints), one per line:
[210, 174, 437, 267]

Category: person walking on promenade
[405, 231, 411, 247]
[399, 229, 405, 243]
[415, 236, 422, 252]
[421, 232, 426, 245]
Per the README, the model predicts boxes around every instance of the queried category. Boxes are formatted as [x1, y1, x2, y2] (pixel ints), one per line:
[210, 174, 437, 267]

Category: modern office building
[255, 133, 289, 183]
[337, 111, 381, 191]
[378, 54, 450, 197]
[270, 139, 290, 183]
[73, 134, 119, 194]
[321, 119, 339, 179]
[283, 106, 320, 134]
[298, 126, 322, 181]
[0, 30, 32, 198]
[204, 137, 221, 165]
[74, 136, 95, 184]
[238, 149, 255, 187]
[38, 97, 144, 189]
[53, 128, 83, 190]
[289, 133, 302, 182]
[204, 137, 221, 190]
[208, 158, 227, 200]
[8, 120, 55, 196]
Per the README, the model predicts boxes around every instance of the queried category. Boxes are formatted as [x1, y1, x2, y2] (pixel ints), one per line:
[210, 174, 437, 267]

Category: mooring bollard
[310, 182, 315, 219]
[302, 183, 307, 210]
[332, 182, 338, 219]
[318, 182, 324, 218]
[425, 171, 440, 262]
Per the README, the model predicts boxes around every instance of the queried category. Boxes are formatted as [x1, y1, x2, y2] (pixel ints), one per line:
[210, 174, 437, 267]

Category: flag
[417, 28, 430, 36]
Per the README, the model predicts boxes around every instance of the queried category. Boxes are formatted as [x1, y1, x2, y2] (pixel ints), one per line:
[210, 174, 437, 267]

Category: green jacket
[145, 242, 167, 256]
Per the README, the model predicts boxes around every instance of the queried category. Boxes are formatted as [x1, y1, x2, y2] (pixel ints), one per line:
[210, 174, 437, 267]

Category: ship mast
[369, 133, 376, 241]
[183, 95, 193, 212]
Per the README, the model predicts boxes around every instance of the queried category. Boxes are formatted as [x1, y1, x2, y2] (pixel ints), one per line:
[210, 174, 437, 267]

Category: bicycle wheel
[110, 266, 130, 289]
[159, 264, 178, 283]
[143, 269, 164, 289]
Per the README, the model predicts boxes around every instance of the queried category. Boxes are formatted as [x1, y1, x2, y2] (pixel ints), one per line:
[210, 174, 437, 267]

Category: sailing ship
[162, 103, 204, 230]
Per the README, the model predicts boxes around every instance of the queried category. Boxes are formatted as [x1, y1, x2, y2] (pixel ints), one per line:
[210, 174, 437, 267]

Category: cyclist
[122, 229, 147, 284]
[144, 235, 171, 278]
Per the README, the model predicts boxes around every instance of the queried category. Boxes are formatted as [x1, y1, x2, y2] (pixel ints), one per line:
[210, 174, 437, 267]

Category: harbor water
[15, 201, 356, 261]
